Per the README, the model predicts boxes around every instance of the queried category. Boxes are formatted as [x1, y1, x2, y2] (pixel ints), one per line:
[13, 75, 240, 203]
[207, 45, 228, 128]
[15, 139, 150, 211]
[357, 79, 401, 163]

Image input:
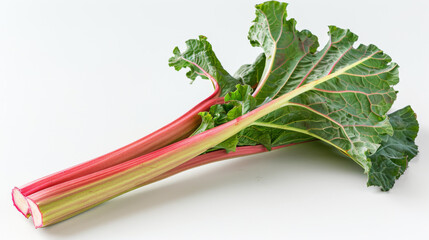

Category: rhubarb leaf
[169, 35, 241, 96]
[184, 1, 414, 191]
[367, 106, 419, 191]
[204, 24, 399, 172]
[243, 1, 399, 171]
[193, 11, 398, 182]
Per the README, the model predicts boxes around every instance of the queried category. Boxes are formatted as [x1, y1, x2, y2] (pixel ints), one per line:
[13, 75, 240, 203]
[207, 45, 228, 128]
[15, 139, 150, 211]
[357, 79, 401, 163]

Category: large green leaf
[194, 1, 405, 188]
[245, 2, 398, 171]
[175, 1, 418, 191]
[215, 23, 399, 172]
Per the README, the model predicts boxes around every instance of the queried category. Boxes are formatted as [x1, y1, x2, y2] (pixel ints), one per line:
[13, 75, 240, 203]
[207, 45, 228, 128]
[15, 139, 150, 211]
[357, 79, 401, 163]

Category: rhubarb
[12, 1, 419, 228]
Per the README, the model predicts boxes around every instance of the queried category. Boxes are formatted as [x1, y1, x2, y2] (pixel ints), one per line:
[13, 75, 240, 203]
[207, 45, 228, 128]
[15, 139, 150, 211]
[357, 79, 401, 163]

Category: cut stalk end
[12, 187, 30, 218]
[27, 198, 43, 228]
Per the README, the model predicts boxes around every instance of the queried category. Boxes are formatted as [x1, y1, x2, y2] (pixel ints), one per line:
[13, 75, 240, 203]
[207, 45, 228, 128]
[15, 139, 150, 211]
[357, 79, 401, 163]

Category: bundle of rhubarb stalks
[12, 1, 419, 228]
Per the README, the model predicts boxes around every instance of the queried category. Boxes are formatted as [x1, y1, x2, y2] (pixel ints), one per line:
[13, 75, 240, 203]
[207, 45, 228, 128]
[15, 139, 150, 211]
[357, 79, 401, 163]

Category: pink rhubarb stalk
[25, 77, 320, 228]
[12, 83, 223, 218]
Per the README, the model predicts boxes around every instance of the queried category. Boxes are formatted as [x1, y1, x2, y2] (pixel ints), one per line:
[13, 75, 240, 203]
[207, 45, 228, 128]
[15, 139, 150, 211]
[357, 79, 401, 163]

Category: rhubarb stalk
[26, 71, 333, 227]
[12, 33, 258, 218]
[12, 94, 223, 217]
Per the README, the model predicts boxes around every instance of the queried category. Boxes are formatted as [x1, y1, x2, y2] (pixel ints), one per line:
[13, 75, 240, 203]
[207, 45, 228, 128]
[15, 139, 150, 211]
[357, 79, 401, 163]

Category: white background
[1, 0, 428, 239]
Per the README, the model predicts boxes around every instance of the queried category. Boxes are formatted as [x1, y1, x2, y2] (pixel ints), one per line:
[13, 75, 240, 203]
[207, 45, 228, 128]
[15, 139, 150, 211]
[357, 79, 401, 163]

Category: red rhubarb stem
[13, 90, 223, 216]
